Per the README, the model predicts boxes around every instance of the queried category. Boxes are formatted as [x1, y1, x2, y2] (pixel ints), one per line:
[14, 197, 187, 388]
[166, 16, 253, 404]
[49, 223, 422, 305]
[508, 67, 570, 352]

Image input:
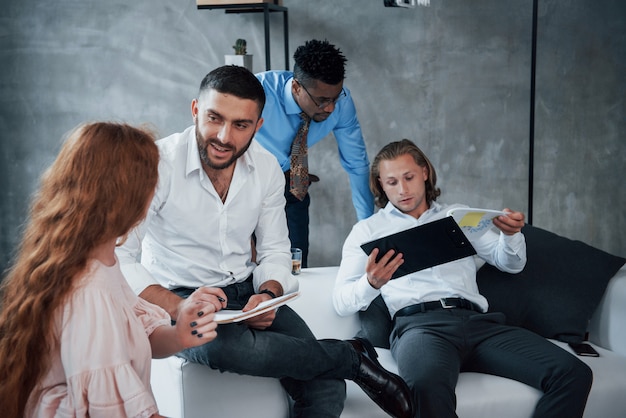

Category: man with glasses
[255, 39, 374, 267]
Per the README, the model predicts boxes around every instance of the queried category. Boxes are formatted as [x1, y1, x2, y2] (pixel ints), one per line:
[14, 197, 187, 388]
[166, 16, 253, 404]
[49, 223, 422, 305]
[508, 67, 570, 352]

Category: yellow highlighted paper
[446, 207, 507, 239]
[459, 212, 483, 227]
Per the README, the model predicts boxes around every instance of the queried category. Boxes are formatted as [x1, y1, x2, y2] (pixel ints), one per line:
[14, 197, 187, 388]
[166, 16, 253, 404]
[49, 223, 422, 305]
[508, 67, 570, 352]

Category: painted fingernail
[197, 311, 204, 317]
[191, 330, 198, 335]
[190, 321, 197, 327]
[197, 333, 203, 338]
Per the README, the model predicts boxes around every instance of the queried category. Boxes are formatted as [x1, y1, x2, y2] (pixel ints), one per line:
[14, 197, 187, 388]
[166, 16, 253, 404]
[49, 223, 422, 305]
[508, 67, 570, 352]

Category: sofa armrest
[588, 265, 626, 356]
[151, 355, 290, 418]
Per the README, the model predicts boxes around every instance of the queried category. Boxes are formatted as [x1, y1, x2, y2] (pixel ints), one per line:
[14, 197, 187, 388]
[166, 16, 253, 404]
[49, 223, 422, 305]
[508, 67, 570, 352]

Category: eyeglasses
[296, 80, 346, 109]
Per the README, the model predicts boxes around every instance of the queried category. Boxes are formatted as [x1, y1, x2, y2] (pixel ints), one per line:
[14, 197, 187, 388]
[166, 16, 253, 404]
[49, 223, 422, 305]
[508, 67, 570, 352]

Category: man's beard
[195, 124, 253, 170]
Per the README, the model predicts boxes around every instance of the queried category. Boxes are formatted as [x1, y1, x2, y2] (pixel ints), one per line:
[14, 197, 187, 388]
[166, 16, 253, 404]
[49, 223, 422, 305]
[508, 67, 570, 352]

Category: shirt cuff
[502, 231, 526, 253]
[356, 273, 382, 306]
[253, 263, 299, 295]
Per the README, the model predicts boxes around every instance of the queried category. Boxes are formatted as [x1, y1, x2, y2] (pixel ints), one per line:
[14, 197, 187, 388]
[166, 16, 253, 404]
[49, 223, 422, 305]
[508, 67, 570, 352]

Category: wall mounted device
[384, 0, 417, 8]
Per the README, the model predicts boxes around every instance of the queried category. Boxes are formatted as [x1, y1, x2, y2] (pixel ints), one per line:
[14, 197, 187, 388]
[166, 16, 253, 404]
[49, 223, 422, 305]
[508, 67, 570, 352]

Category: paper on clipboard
[214, 292, 300, 324]
[446, 207, 507, 239]
[360, 216, 476, 279]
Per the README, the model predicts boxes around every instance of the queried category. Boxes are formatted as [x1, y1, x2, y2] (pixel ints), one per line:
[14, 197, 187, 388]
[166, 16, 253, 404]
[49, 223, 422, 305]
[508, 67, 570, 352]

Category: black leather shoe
[347, 337, 415, 418]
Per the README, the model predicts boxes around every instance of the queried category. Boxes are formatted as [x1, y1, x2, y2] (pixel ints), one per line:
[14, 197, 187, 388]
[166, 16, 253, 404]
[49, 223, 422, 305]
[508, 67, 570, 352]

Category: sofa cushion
[477, 224, 625, 343]
[357, 295, 393, 349]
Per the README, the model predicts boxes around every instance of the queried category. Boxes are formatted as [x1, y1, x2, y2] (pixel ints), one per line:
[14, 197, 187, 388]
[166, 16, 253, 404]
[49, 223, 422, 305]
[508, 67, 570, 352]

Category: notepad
[360, 216, 476, 279]
[214, 292, 300, 324]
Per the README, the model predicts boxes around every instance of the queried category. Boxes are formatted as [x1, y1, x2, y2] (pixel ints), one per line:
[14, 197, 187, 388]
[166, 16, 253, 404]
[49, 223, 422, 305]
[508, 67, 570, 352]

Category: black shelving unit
[197, 2, 289, 71]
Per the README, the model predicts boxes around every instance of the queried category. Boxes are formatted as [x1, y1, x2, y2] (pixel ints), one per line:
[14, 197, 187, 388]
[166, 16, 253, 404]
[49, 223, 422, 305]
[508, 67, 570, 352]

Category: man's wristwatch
[258, 289, 277, 299]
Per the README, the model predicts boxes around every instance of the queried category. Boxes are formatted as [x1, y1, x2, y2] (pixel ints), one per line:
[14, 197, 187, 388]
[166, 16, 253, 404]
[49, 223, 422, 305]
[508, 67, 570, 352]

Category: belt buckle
[440, 298, 454, 309]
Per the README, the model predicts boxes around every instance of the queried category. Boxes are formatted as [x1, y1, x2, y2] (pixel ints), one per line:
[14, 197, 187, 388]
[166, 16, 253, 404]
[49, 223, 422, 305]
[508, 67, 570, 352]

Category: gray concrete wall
[1, 0, 624, 275]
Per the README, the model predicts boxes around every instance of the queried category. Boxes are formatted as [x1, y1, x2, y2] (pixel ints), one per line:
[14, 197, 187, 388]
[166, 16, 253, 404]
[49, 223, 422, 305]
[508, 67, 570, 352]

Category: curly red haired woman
[0, 122, 219, 418]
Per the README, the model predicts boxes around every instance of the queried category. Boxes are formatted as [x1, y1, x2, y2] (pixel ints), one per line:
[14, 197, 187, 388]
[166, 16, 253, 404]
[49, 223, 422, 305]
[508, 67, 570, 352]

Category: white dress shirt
[116, 125, 297, 296]
[333, 202, 526, 318]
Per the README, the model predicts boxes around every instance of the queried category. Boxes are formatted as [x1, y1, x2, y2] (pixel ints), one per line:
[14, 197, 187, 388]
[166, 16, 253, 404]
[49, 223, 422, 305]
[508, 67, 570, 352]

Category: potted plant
[225, 38, 253, 72]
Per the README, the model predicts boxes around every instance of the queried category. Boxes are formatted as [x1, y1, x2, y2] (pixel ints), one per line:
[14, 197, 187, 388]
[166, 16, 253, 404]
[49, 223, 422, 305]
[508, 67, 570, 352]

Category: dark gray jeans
[174, 279, 358, 418]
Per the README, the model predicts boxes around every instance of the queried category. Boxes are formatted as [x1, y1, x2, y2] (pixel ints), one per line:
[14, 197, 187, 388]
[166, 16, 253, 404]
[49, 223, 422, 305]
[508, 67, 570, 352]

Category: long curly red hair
[0, 122, 159, 417]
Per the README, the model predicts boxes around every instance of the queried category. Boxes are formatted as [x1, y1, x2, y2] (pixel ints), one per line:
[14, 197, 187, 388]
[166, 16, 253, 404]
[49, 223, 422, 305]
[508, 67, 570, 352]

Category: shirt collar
[240, 140, 256, 172]
[185, 127, 203, 177]
[284, 77, 303, 116]
[382, 200, 443, 218]
[184, 126, 256, 178]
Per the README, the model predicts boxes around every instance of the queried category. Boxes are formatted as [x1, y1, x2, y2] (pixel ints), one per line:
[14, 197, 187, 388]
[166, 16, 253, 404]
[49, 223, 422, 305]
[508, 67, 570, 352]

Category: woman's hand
[175, 287, 221, 348]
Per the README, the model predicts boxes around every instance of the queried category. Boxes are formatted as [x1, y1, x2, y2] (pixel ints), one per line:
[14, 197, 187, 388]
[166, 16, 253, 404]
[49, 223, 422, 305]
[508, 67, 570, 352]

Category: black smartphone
[568, 342, 600, 357]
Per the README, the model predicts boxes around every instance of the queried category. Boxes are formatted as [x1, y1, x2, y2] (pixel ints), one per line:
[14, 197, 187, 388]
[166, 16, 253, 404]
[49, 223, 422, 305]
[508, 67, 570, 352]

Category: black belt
[170, 275, 254, 296]
[394, 297, 482, 320]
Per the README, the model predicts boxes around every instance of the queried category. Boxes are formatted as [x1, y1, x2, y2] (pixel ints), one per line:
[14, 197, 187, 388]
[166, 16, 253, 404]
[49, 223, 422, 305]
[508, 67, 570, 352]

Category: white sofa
[152, 264, 626, 418]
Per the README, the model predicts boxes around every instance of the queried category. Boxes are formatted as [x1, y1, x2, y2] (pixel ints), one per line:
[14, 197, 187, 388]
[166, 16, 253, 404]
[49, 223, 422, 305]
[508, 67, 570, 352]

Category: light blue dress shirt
[255, 71, 374, 220]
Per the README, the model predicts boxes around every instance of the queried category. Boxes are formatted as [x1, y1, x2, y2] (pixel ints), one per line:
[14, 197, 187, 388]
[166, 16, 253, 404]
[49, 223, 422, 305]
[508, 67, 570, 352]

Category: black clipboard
[360, 216, 476, 279]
